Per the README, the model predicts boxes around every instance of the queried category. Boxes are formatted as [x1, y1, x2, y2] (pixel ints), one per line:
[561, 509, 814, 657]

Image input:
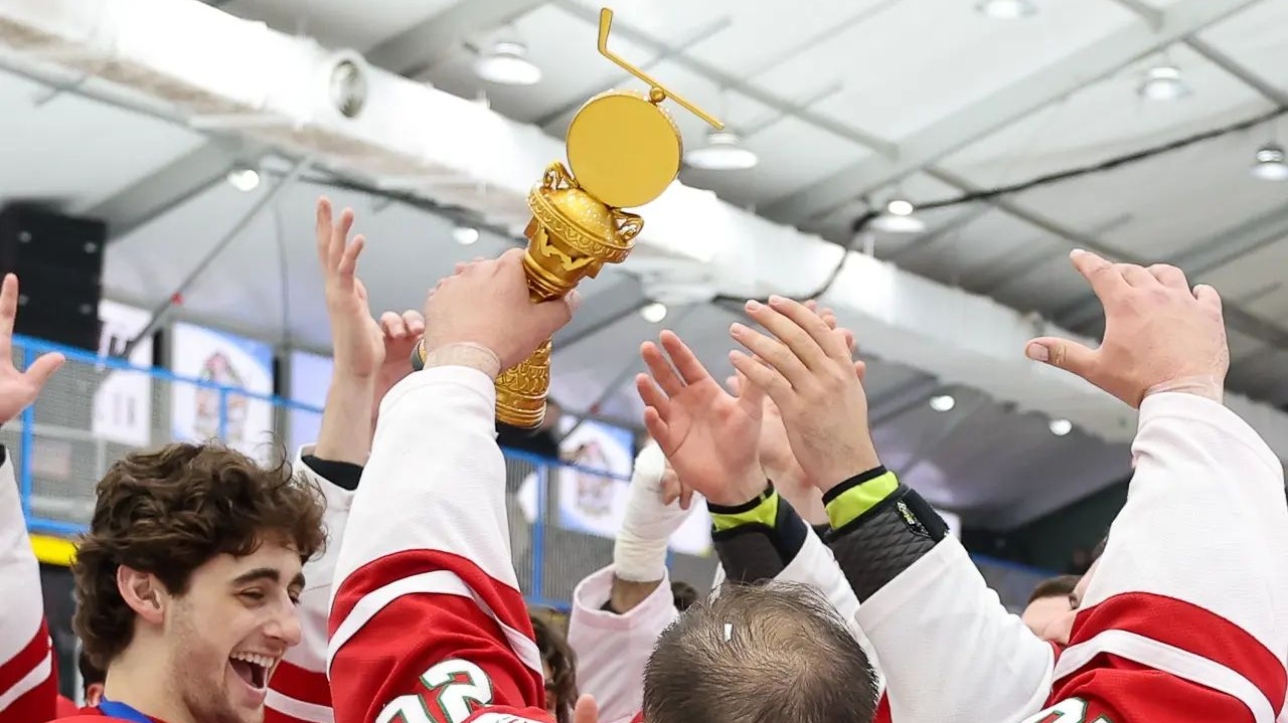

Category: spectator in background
[530, 611, 579, 723]
[670, 581, 698, 612]
[1066, 546, 1092, 575]
[1021, 574, 1080, 641]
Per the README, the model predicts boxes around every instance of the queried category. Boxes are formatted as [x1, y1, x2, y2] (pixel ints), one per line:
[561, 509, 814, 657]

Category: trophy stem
[495, 336, 554, 429]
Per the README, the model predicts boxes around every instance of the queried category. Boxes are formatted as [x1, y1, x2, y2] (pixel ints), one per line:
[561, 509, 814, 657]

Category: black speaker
[0, 204, 106, 351]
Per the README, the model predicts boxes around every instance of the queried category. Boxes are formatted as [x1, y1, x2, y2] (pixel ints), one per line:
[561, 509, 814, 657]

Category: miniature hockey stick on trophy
[413, 7, 723, 428]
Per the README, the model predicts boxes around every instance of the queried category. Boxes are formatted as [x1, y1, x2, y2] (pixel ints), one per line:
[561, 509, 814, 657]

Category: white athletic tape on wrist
[613, 442, 692, 582]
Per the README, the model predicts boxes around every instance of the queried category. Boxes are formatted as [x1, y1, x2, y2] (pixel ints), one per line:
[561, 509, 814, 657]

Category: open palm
[0, 274, 63, 423]
[316, 197, 384, 378]
[635, 331, 762, 506]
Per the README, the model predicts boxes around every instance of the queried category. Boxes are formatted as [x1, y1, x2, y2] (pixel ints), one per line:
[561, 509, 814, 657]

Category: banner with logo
[169, 323, 275, 462]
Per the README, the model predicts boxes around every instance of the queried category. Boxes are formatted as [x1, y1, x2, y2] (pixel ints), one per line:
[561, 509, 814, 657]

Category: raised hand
[0, 274, 63, 424]
[635, 330, 765, 506]
[422, 248, 578, 373]
[732, 302, 861, 486]
[373, 309, 425, 405]
[316, 197, 383, 379]
[730, 296, 880, 494]
[1025, 250, 1228, 407]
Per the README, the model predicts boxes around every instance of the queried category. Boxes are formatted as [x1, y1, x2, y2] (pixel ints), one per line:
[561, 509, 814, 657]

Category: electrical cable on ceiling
[711, 103, 1288, 307]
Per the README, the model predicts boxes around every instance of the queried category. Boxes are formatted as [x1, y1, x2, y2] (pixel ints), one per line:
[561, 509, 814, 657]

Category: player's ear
[117, 565, 166, 624]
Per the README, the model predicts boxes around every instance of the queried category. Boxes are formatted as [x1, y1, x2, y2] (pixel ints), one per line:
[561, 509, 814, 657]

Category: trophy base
[494, 338, 553, 430]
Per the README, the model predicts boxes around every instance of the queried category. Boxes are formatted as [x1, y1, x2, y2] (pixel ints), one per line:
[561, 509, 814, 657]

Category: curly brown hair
[530, 612, 578, 723]
[72, 442, 326, 670]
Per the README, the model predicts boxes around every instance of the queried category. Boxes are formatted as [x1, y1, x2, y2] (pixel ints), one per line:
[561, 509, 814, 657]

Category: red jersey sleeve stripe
[0, 621, 54, 719]
[264, 688, 334, 723]
[328, 549, 543, 680]
[1055, 592, 1286, 721]
[269, 659, 331, 707]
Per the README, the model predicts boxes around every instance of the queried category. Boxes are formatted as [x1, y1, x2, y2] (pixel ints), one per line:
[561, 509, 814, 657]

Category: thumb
[531, 290, 581, 336]
[23, 352, 65, 389]
[572, 695, 599, 723]
[1025, 337, 1096, 376]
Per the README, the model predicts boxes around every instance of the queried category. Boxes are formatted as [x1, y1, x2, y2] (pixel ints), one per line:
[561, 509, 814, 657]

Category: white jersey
[265, 448, 358, 723]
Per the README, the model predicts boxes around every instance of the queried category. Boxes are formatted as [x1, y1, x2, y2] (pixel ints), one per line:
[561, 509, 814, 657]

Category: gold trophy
[415, 8, 723, 428]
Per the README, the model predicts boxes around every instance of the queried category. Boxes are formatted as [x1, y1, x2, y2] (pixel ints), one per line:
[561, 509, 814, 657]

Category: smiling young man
[54, 443, 326, 723]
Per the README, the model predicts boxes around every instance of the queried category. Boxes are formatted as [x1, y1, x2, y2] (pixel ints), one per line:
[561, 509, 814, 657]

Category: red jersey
[0, 449, 59, 723]
[327, 367, 552, 723]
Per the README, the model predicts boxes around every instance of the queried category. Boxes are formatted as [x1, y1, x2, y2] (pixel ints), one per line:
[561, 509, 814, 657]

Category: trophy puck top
[566, 91, 683, 210]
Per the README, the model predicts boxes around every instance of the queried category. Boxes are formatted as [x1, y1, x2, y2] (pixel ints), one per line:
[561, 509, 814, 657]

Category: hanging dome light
[640, 302, 668, 323]
[976, 0, 1037, 19]
[686, 131, 758, 171]
[929, 394, 956, 412]
[453, 226, 481, 245]
[226, 168, 260, 192]
[1250, 142, 1288, 181]
[871, 197, 926, 233]
[1138, 64, 1190, 101]
[474, 41, 542, 86]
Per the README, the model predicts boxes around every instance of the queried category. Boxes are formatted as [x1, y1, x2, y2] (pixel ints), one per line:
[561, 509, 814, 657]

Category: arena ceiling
[1, 0, 1286, 527]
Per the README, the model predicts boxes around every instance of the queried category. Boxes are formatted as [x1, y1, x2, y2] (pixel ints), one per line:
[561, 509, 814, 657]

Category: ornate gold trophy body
[416, 8, 723, 428]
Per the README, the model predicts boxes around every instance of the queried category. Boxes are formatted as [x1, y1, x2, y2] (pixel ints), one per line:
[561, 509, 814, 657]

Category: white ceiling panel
[0, 70, 205, 209]
[747, 0, 1137, 140]
[940, 44, 1270, 181]
[1200, 0, 1288, 100]
[1195, 233, 1288, 297]
[683, 0, 893, 73]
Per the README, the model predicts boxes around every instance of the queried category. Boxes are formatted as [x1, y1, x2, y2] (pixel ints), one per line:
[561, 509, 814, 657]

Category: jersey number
[1021, 699, 1112, 723]
[378, 659, 495, 723]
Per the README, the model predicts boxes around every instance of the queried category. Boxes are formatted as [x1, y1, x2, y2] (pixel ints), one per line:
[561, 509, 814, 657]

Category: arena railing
[10, 333, 1050, 612]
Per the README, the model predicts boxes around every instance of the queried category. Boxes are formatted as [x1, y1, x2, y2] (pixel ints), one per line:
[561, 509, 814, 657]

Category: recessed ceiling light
[1049, 418, 1073, 436]
[976, 0, 1038, 19]
[929, 394, 956, 412]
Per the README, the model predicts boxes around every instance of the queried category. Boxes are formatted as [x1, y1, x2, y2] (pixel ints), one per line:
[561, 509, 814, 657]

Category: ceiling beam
[366, 0, 552, 79]
[76, 140, 250, 241]
[550, 0, 899, 157]
[761, 0, 1270, 228]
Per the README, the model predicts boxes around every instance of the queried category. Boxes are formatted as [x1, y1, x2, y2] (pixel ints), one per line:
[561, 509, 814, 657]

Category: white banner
[92, 300, 154, 447]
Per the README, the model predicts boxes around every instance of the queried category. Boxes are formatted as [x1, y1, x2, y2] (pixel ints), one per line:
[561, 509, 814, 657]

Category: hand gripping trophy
[414, 7, 723, 428]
